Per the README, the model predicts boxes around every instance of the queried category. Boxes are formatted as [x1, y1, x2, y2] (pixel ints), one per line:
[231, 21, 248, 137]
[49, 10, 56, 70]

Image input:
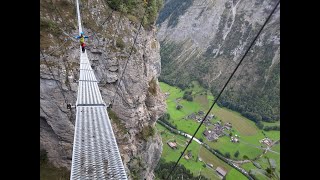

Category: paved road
[181, 132, 203, 145]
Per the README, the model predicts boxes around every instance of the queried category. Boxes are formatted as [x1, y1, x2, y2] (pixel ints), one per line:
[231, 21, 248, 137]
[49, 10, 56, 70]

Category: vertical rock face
[40, 0, 165, 179]
[157, 0, 280, 121]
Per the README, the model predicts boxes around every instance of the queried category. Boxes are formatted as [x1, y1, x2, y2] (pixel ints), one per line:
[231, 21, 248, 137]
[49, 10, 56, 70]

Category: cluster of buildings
[186, 111, 214, 125]
[203, 121, 233, 141]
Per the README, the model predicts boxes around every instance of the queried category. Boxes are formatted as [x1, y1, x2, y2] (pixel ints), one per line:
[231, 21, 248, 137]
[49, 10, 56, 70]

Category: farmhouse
[213, 124, 225, 136]
[196, 117, 201, 121]
[187, 113, 196, 120]
[216, 167, 227, 178]
[184, 151, 192, 160]
[230, 136, 239, 143]
[204, 114, 214, 122]
[198, 110, 205, 116]
[203, 129, 220, 141]
[167, 141, 177, 149]
[225, 122, 232, 127]
[259, 138, 273, 146]
[184, 154, 190, 160]
[208, 114, 215, 119]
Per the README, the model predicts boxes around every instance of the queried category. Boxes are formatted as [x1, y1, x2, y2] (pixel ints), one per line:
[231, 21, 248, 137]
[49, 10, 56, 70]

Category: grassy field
[240, 148, 280, 180]
[239, 142, 280, 180]
[271, 143, 280, 153]
[205, 136, 264, 160]
[226, 169, 249, 180]
[159, 81, 280, 179]
[241, 162, 257, 172]
[257, 149, 280, 173]
[212, 107, 258, 136]
[159, 81, 280, 157]
[156, 123, 247, 180]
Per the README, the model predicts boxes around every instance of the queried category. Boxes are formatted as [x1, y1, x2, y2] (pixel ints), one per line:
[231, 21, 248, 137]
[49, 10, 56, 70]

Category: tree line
[106, 0, 163, 28]
[155, 159, 209, 180]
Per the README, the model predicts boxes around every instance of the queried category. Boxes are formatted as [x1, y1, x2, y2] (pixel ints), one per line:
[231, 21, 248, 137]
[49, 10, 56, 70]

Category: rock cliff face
[157, 0, 280, 122]
[40, 0, 165, 179]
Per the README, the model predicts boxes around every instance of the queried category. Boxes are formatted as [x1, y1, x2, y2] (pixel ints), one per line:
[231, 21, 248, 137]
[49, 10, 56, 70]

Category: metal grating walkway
[70, 0, 128, 179]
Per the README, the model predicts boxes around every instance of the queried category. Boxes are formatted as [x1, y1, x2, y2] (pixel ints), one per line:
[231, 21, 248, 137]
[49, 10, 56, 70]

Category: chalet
[205, 114, 214, 121]
[259, 138, 272, 146]
[231, 136, 239, 143]
[187, 113, 196, 120]
[216, 167, 227, 177]
[184, 154, 190, 160]
[213, 126, 224, 136]
[203, 130, 219, 141]
[225, 122, 232, 127]
[197, 117, 202, 122]
[203, 130, 211, 137]
[198, 110, 205, 116]
[167, 142, 177, 149]
[209, 114, 215, 119]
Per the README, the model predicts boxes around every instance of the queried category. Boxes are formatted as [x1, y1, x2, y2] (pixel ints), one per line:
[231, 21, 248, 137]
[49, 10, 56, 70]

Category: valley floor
[156, 81, 280, 180]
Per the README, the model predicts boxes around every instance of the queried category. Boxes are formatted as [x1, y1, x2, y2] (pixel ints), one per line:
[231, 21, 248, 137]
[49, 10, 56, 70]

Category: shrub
[141, 125, 155, 140]
[148, 78, 157, 95]
[116, 37, 125, 49]
[176, 104, 183, 110]
[127, 14, 139, 24]
[40, 18, 62, 36]
[225, 152, 231, 158]
[107, 108, 128, 133]
[256, 121, 264, 129]
[234, 150, 240, 158]
[106, 0, 164, 28]
[183, 91, 193, 101]
[263, 125, 280, 131]
[40, 149, 48, 164]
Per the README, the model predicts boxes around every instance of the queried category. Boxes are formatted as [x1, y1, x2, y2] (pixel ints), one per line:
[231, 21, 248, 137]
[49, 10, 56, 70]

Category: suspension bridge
[40, 0, 280, 179]
[70, 0, 127, 179]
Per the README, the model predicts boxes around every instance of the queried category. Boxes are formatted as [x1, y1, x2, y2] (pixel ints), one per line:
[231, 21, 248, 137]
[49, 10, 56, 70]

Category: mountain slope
[40, 0, 165, 179]
[157, 0, 280, 123]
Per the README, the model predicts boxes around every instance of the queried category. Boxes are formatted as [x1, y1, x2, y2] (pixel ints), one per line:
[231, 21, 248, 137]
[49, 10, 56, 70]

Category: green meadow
[158, 81, 280, 179]
[156, 123, 247, 180]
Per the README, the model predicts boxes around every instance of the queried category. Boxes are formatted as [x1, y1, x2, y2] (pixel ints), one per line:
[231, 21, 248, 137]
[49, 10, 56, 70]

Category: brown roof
[216, 167, 227, 176]
[167, 142, 177, 148]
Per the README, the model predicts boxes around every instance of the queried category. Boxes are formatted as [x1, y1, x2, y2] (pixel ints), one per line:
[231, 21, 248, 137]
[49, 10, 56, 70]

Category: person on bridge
[75, 32, 88, 53]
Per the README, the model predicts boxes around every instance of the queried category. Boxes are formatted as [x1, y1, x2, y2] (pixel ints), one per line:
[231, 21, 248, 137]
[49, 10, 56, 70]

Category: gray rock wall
[40, 0, 165, 179]
[157, 0, 280, 121]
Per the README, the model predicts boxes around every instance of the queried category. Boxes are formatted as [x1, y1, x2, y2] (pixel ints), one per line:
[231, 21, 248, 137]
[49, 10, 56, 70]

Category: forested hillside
[157, 0, 280, 125]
